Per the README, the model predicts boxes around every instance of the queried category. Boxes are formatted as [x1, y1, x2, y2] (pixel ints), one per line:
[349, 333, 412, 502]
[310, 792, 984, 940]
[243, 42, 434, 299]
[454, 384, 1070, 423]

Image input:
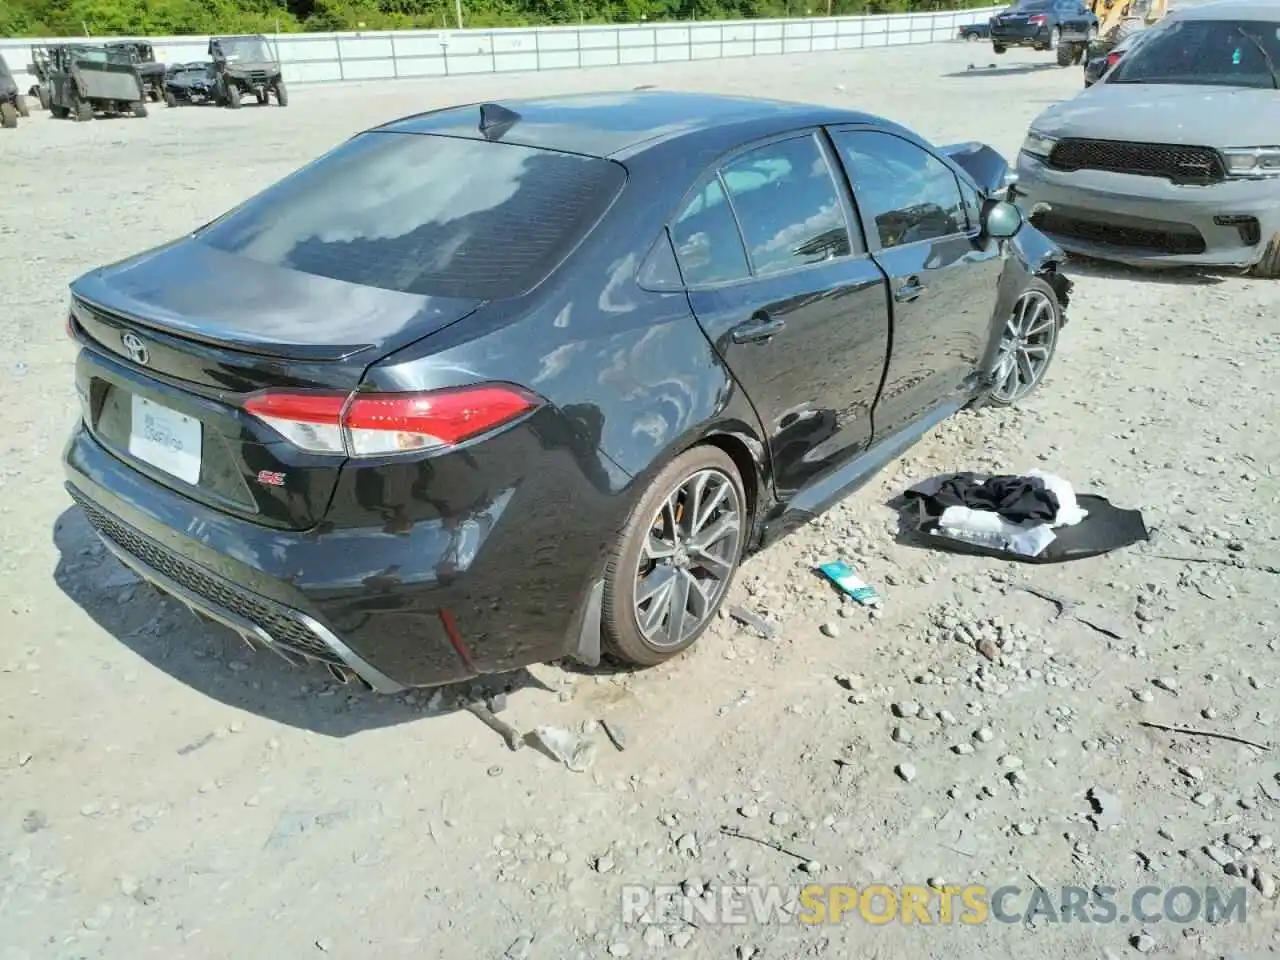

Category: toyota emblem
[121, 331, 150, 366]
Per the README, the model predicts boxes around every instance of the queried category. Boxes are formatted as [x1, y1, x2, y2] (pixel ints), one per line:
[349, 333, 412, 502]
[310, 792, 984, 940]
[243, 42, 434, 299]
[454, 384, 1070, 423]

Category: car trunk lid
[69, 240, 484, 531]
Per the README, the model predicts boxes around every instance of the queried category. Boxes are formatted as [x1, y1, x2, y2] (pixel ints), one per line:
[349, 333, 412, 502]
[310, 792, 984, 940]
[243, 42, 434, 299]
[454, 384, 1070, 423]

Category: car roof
[373, 90, 880, 160]
[1170, 0, 1279, 20]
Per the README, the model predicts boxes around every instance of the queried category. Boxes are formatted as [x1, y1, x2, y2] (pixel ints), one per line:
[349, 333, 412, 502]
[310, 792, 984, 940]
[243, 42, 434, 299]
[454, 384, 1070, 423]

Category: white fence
[2, 8, 998, 92]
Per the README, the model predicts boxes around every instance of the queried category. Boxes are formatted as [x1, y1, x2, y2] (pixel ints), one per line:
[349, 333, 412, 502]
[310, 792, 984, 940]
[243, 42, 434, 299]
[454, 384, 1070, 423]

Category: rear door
[672, 130, 891, 502]
[828, 127, 1004, 440]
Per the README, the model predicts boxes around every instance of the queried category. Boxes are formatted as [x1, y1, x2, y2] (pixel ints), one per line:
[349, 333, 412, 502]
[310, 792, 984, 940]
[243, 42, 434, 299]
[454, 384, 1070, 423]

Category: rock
[1133, 690, 1154, 703]
[643, 927, 666, 950]
[770, 810, 792, 827]
[1226, 833, 1254, 852]
[672, 931, 693, 949]
[952, 743, 974, 756]
[1178, 765, 1204, 781]
[1202, 706, 1219, 720]
[594, 854, 615, 874]
[1131, 932, 1156, 953]
[608, 943, 631, 957]
[892, 726, 913, 745]
[21, 810, 46, 833]
[1254, 871, 1277, 899]
[997, 755, 1022, 770]
[739, 802, 759, 819]
[676, 833, 699, 858]
[1256, 834, 1274, 852]
[1152, 677, 1178, 693]
[315, 938, 333, 952]
[1014, 822, 1036, 836]
[1204, 845, 1235, 866]
[1192, 792, 1216, 807]
[1087, 787, 1124, 831]
[974, 727, 994, 743]
[896, 763, 917, 783]
[800, 860, 822, 874]
[820, 622, 840, 638]
[893, 701, 921, 718]
[976, 636, 999, 662]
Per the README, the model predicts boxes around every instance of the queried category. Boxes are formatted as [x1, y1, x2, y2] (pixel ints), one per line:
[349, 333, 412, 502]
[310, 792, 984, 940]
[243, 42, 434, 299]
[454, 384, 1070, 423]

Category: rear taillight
[1106, 51, 1123, 67]
[241, 383, 540, 457]
[1029, 14, 1048, 24]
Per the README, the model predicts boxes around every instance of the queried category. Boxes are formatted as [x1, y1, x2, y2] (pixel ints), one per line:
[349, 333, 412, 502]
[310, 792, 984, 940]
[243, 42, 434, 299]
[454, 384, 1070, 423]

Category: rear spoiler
[940, 141, 1017, 199]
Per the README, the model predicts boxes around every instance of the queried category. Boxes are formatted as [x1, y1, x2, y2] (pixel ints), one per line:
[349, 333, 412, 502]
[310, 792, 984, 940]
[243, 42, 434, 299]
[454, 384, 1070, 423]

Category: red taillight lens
[242, 384, 540, 457]
[1029, 14, 1047, 24]
[1106, 52, 1123, 67]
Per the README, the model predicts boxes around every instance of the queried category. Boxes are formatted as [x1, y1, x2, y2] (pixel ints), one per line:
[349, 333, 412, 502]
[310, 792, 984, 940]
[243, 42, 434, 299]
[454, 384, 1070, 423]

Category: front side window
[198, 132, 626, 300]
[1109, 18, 1280, 89]
[719, 134, 853, 278]
[833, 130, 967, 250]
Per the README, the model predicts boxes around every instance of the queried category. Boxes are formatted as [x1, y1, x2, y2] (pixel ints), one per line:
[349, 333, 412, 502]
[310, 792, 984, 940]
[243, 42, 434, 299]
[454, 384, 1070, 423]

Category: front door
[670, 131, 892, 502]
[828, 127, 1006, 440]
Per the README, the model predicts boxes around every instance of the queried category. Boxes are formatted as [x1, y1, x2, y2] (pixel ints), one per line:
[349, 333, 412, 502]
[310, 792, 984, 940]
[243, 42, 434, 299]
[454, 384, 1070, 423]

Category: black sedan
[62, 91, 1071, 693]
[991, 0, 1098, 55]
[163, 62, 216, 105]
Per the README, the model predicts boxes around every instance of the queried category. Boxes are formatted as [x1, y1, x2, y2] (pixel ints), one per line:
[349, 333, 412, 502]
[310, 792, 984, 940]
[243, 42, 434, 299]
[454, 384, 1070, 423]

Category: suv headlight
[1222, 147, 1280, 178]
[1020, 130, 1058, 159]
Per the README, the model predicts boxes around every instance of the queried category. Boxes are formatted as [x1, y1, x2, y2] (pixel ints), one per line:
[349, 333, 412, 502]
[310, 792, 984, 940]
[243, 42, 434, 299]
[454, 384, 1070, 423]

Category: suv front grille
[1031, 209, 1206, 255]
[69, 489, 339, 663]
[1047, 138, 1226, 185]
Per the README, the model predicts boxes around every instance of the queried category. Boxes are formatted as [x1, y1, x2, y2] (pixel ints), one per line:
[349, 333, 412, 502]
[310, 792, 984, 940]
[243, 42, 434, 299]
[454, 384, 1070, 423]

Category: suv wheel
[603, 446, 747, 666]
[0, 101, 16, 128]
[273, 80, 288, 106]
[983, 277, 1062, 406]
[224, 83, 241, 109]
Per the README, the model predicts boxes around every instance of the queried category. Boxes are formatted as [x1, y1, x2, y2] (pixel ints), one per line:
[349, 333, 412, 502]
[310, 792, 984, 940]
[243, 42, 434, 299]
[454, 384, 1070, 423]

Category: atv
[163, 61, 218, 106]
[208, 35, 288, 108]
[104, 41, 168, 103]
[0, 52, 30, 128]
[42, 44, 149, 121]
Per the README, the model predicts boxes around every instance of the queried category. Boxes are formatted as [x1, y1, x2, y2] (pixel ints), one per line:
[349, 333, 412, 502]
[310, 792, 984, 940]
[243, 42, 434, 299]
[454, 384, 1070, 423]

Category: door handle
[730, 313, 787, 344]
[893, 277, 926, 303]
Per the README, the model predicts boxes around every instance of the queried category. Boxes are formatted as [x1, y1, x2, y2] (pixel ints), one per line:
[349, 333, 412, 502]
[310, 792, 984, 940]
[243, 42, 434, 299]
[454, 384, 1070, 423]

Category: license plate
[129, 395, 202, 484]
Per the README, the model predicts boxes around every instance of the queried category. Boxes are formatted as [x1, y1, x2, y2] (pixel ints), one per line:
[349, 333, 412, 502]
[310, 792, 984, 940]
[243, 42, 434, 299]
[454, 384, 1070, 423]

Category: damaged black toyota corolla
[63, 91, 1071, 693]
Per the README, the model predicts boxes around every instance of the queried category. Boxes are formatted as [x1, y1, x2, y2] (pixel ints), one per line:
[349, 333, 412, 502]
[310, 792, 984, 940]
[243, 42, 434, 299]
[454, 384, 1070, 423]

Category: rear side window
[670, 174, 751, 286]
[197, 132, 626, 300]
[722, 135, 853, 277]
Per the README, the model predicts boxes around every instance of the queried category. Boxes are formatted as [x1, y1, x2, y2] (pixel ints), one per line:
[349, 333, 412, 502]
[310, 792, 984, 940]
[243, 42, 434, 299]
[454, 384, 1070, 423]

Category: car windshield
[197, 131, 627, 300]
[220, 38, 273, 62]
[1109, 18, 1280, 88]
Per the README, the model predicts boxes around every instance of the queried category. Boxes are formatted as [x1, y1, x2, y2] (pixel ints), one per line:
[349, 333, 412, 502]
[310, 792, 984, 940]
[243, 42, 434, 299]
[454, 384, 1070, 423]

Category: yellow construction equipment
[1090, 0, 1169, 42]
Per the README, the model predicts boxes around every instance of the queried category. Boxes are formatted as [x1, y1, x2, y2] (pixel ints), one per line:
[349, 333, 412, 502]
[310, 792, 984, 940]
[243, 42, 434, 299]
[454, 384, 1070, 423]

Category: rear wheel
[981, 278, 1062, 407]
[130, 100, 148, 118]
[164, 90, 177, 108]
[0, 102, 17, 128]
[224, 83, 241, 109]
[36, 86, 49, 110]
[73, 99, 93, 121]
[993, 43, 1007, 54]
[1056, 41, 1076, 65]
[50, 104, 69, 119]
[273, 80, 288, 106]
[603, 446, 747, 666]
[16, 95, 29, 118]
[1251, 233, 1280, 279]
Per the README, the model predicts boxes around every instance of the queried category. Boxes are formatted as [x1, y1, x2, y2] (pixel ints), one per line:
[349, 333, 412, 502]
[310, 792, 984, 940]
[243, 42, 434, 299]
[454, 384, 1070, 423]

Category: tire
[977, 277, 1063, 408]
[36, 86, 49, 111]
[273, 80, 288, 106]
[225, 83, 241, 109]
[1056, 42, 1075, 66]
[0, 101, 17, 129]
[16, 95, 29, 118]
[73, 99, 93, 121]
[1250, 233, 1280, 279]
[993, 43, 1007, 54]
[130, 100, 148, 118]
[51, 104, 69, 119]
[602, 446, 748, 666]
[1072, 43, 1086, 65]
[164, 90, 177, 108]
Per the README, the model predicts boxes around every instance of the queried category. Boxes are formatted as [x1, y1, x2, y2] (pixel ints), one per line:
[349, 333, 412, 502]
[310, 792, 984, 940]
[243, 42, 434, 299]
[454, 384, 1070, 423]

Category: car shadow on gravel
[51, 506, 550, 737]
[942, 63, 1064, 78]
[1063, 254, 1228, 286]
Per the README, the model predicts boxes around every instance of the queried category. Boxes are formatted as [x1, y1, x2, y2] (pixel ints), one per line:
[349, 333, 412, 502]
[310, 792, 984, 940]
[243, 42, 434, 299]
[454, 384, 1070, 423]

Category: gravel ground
[3, 39, 1280, 960]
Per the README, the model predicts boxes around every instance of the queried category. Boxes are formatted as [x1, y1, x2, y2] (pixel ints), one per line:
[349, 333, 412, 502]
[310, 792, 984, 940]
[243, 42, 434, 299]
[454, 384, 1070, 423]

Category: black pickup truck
[957, 22, 991, 40]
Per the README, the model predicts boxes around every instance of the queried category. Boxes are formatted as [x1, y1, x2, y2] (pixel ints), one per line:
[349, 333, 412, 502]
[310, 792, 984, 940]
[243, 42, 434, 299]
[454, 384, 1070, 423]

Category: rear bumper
[1014, 152, 1280, 270]
[991, 25, 1051, 45]
[63, 421, 617, 690]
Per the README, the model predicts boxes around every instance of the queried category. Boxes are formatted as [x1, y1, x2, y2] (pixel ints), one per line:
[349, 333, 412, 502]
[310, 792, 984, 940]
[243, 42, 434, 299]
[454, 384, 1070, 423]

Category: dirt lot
[2, 38, 1279, 960]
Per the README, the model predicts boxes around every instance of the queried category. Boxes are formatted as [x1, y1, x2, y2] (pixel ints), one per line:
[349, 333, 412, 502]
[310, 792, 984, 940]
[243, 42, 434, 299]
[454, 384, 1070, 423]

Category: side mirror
[983, 199, 1024, 239]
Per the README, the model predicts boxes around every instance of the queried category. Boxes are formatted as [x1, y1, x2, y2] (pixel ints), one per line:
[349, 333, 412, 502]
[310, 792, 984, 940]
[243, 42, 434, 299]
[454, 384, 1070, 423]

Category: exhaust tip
[326, 662, 373, 692]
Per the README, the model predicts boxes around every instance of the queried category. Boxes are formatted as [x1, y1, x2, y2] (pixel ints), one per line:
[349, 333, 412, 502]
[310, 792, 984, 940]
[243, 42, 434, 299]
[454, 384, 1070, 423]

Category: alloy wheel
[991, 288, 1058, 403]
[633, 468, 742, 649]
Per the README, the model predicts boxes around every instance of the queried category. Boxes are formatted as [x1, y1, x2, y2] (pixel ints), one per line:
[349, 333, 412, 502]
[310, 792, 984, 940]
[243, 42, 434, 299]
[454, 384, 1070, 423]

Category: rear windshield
[197, 132, 626, 300]
[1109, 18, 1280, 88]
